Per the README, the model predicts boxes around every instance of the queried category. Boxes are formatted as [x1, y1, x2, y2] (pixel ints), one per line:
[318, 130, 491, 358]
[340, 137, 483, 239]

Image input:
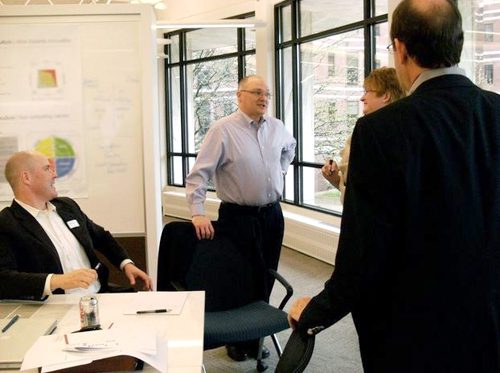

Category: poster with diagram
[0, 23, 87, 200]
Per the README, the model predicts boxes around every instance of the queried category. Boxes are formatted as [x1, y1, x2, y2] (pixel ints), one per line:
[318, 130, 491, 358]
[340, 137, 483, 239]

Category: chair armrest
[170, 281, 186, 291]
[275, 329, 315, 373]
[268, 269, 293, 310]
[171, 268, 293, 310]
[106, 282, 135, 293]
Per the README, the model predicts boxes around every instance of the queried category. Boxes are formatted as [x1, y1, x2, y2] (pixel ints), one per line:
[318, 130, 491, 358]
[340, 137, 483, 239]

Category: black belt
[220, 200, 279, 214]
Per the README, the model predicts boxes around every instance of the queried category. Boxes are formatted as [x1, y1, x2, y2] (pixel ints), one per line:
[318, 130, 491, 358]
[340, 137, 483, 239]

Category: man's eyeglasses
[363, 89, 378, 95]
[239, 90, 272, 99]
[386, 43, 394, 54]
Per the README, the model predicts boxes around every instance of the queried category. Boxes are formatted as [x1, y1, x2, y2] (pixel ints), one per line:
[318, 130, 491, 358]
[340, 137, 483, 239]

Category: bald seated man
[0, 151, 152, 300]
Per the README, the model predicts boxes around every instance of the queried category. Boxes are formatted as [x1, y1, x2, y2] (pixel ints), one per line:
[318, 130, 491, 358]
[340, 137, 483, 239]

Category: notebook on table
[0, 318, 57, 369]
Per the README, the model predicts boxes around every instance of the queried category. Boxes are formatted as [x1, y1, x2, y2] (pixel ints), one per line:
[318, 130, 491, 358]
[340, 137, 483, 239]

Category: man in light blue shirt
[185, 75, 296, 361]
[186, 75, 296, 237]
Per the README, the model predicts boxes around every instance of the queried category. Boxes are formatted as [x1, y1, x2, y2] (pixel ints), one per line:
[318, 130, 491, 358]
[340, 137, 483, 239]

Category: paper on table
[122, 291, 188, 315]
[65, 328, 155, 353]
[64, 330, 119, 352]
[21, 334, 101, 371]
[40, 335, 169, 373]
[41, 359, 93, 373]
[121, 334, 169, 373]
[21, 327, 159, 372]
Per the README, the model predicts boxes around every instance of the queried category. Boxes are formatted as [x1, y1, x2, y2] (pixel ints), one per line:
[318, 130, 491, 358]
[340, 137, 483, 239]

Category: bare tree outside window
[190, 52, 238, 151]
[165, 17, 255, 187]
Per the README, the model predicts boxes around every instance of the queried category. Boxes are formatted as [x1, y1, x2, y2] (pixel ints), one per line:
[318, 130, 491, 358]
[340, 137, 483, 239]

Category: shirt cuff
[190, 203, 205, 217]
[44, 274, 54, 297]
[120, 259, 134, 271]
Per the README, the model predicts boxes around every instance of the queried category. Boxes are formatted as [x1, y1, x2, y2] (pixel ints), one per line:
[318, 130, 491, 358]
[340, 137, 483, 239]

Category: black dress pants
[217, 200, 285, 302]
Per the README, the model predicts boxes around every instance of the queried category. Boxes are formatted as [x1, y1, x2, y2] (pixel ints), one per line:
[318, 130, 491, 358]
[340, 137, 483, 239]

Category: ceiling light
[155, 19, 265, 30]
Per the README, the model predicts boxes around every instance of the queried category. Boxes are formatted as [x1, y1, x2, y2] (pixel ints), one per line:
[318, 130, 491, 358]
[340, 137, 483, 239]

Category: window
[275, 0, 389, 214]
[347, 101, 359, 120]
[328, 53, 336, 76]
[485, 64, 494, 85]
[346, 55, 360, 85]
[458, 1, 500, 92]
[164, 14, 256, 187]
[484, 23, 493, 42]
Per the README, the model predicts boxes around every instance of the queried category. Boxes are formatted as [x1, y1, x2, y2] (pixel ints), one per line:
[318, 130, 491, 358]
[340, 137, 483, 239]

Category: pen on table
[136, 309, 172, 314]
[108, 322, 114, 329]
[64, 334, 69, 344]
[2, 314, 20, 333]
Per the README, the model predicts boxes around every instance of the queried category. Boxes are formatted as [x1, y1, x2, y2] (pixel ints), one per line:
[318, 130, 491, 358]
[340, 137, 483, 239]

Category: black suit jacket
[298, 74, 500, 373]
[0, 197, 129, 300]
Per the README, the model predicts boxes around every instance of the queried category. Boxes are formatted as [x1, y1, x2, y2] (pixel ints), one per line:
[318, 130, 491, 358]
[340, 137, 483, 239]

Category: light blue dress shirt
[186, 110, 296, 216]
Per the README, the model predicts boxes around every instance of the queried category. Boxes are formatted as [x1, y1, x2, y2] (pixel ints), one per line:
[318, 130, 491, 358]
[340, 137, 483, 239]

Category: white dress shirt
[15, 199, 100, 295]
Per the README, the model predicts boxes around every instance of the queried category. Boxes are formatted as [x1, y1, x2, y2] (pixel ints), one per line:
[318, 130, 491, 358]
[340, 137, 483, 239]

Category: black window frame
[274, 0, 388, 216]
[164, 13, 256, 188]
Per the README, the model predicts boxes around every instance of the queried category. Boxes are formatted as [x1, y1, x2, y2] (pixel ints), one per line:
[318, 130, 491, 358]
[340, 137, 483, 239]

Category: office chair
[275, 329, 316, 373]
[157, 221, 294, 372]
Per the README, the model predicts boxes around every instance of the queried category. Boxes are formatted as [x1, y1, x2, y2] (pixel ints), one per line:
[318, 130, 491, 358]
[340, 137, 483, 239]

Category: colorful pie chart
[35, 136, 76, 178]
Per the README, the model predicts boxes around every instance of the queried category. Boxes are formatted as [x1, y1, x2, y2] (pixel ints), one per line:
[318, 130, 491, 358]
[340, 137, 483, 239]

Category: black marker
[136, 309, 171, 314]
[2, 314, 19, 333]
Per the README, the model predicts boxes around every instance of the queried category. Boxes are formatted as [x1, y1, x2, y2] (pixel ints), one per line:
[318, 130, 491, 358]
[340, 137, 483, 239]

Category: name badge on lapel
[66, 219, 80, 229]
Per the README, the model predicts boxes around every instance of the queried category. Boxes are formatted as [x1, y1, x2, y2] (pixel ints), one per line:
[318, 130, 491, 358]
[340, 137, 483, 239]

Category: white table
[3, 291, 204, 373]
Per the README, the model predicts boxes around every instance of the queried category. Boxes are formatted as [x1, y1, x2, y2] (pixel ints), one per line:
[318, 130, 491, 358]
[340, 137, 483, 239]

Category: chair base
[257, 359, 268, 372]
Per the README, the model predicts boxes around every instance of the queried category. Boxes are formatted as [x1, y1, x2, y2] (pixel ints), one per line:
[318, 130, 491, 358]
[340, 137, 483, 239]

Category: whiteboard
[0, 5, 163, 284]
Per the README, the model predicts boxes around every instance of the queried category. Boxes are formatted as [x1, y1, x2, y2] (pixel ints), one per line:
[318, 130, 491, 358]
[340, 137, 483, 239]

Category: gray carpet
[203, 246, 363, 373]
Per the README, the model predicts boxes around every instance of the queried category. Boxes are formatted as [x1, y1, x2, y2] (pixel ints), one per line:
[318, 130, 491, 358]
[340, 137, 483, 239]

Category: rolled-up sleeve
[185, 125, 224, 216]
[280, 130, 296, 173]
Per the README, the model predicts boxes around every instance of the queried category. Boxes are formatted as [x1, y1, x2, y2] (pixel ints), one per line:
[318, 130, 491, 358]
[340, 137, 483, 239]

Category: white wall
[156, 0, 255, 22]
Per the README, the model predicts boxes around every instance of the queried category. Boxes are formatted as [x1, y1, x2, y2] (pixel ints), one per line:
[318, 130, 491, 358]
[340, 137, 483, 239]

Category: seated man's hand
[123, 263, 152, 291]
[288, 296, 312, 329]
[51, 269, 98, 291]
[191, 215, 215, 240]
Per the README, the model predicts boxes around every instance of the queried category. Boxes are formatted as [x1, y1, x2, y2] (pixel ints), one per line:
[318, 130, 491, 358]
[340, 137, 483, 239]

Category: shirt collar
[15, 198, 56, 218]
[238, 110, 267, 127]
[409, 66, 466, 95]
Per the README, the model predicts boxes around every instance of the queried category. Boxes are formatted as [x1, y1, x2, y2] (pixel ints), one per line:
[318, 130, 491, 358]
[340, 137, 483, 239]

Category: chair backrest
[275, 330, 315, 373]
[157, 221, 198, 291]
[185, 235, 259, 311]
[157, 221, 259, 311]
[157, 220, 292, 369]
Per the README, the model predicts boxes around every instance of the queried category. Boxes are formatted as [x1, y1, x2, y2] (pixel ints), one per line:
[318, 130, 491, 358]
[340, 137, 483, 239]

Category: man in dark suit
[0, 151, 152, 300]
[288, 0, 500, 372]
